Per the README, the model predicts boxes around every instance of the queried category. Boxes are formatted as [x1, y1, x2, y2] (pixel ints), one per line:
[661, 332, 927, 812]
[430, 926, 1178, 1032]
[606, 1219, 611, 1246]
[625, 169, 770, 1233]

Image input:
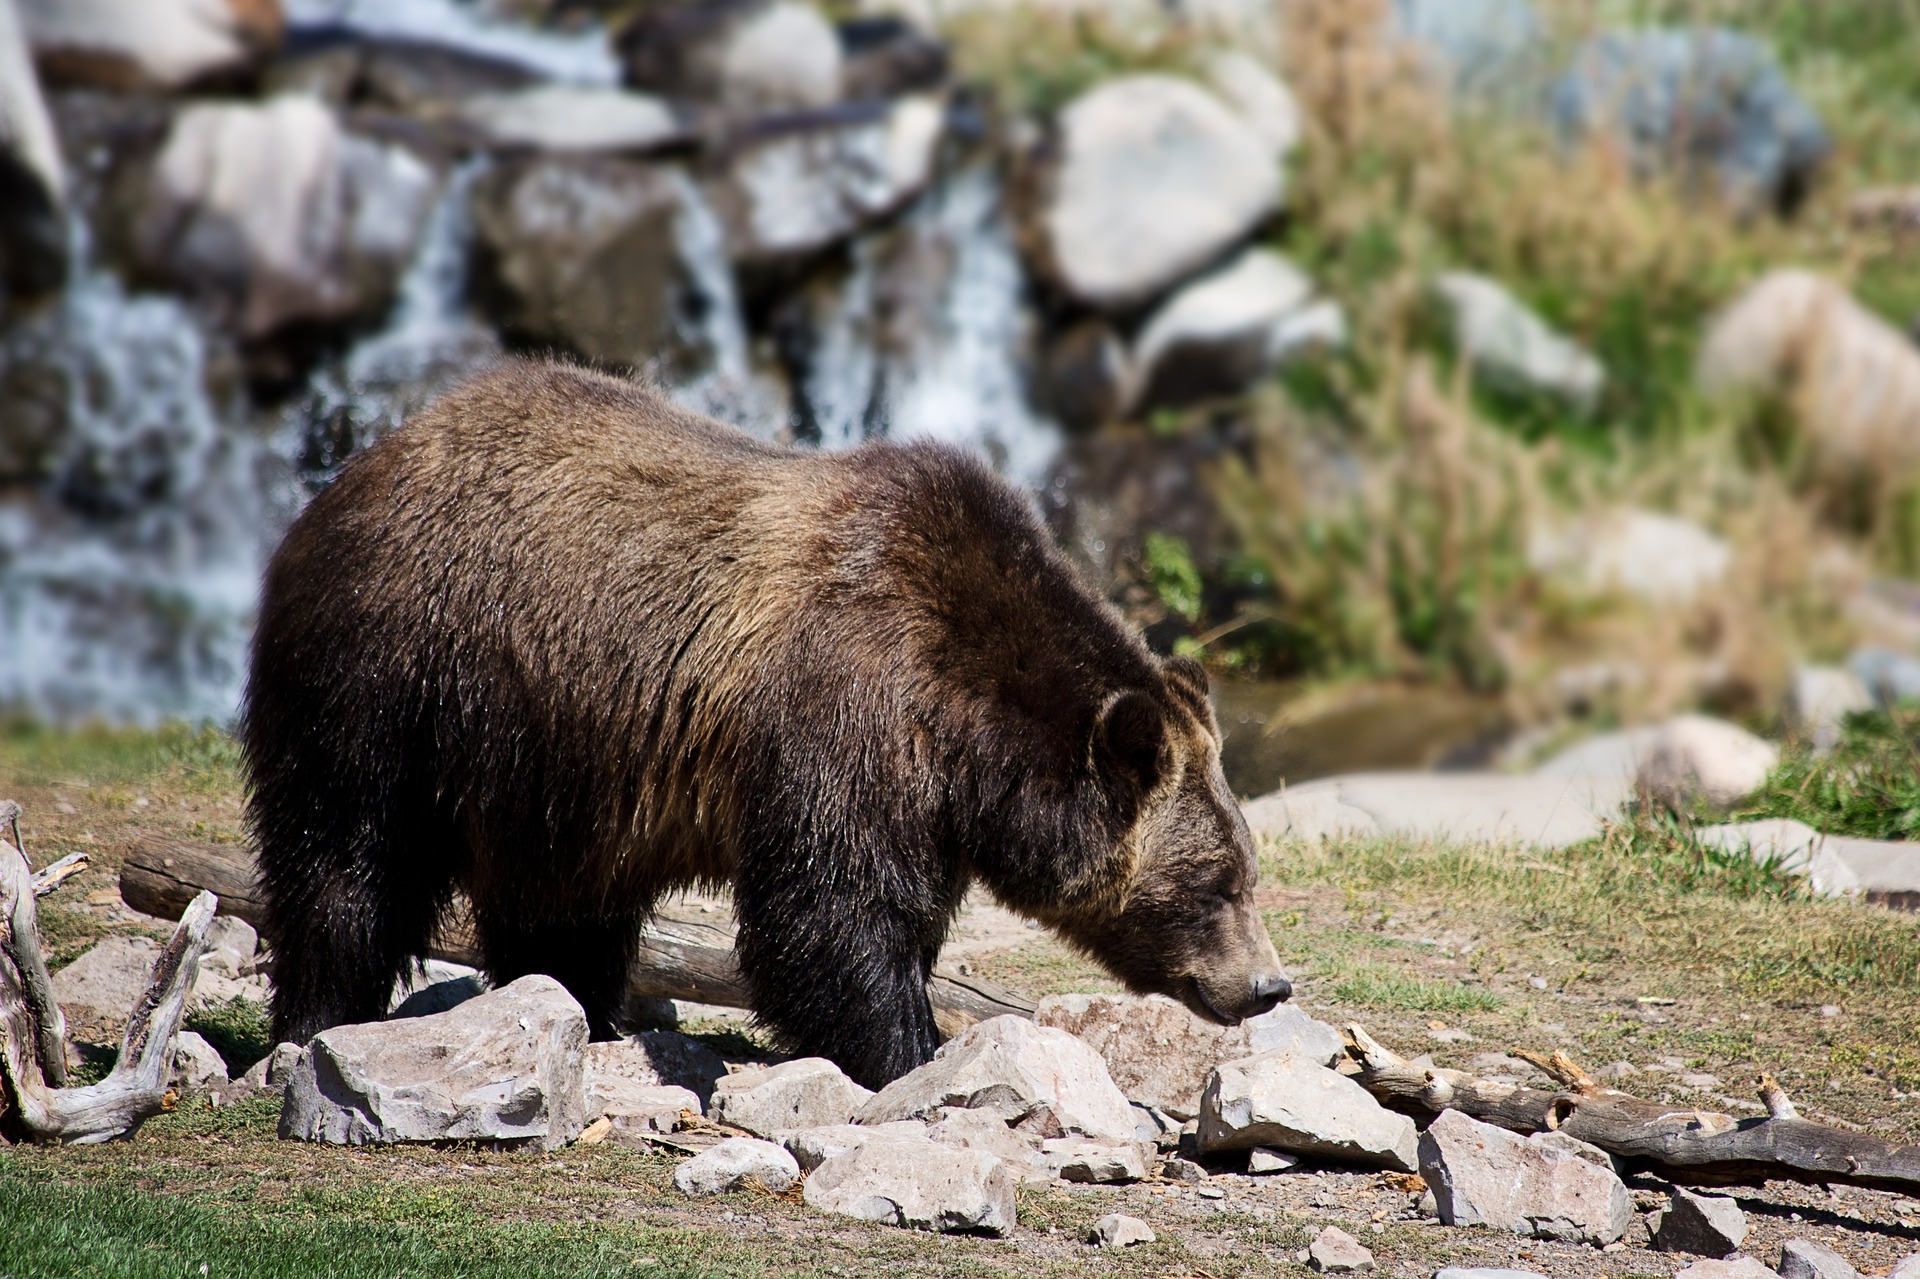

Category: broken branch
[32, 851, 89, 898]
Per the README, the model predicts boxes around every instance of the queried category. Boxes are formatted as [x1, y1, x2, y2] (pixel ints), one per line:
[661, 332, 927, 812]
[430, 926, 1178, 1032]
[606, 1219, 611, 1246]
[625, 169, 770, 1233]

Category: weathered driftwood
[121, 835, 1038, 1034]
[32, 850, 89, 898]
[2, 823, 218, 1143]
[1342, 1024, 1920, 1196]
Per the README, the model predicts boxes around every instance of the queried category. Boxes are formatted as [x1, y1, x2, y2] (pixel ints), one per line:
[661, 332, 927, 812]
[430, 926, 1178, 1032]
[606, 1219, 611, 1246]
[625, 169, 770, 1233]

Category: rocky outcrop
[278, 975, 589, 1150]
[709, 1056, 873, 1136]
[1197, 1050, 1419, 1171]
[855, 1014, 1136, 1142]
[803, 1136, 1016, 1236]
[1417, 1109, 1631, 1244]
[1029, 75, 1281, 310]
[18, 0, 282, 91]
[0, 0, 66, 301]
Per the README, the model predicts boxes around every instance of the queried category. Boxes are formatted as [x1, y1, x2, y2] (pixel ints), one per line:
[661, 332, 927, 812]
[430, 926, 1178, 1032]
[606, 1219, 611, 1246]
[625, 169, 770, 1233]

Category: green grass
[1324, 962, 1504, 1014]
[184, 995, 275, 1078]
[0, 717, 242, 793]
[1729, 707, 1920, 840]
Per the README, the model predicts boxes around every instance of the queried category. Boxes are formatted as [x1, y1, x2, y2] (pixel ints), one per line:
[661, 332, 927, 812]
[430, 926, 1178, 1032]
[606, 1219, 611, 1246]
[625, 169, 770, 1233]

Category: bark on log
[1341, 1023, 1920, 1196]
[3, 825, 218, 1143]
[121, 836, 1038, 1032]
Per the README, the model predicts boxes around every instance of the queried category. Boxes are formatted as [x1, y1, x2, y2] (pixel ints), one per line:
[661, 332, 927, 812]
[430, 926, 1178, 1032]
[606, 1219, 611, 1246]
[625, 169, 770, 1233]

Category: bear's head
[1035, 655, 1291, 1026]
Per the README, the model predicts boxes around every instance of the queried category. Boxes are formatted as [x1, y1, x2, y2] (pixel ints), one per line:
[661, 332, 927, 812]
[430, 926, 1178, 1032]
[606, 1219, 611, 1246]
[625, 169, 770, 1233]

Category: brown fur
[243, 360, 1285, 1087]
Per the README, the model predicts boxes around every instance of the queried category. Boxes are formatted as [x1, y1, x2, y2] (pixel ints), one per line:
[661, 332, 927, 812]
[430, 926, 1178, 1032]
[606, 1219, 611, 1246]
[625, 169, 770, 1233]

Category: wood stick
[2, 835, 69, 1089]
[121, 835, 1038, 1033]
[1341, 1023, 1920, 1196]
[31, 851, 89, 898]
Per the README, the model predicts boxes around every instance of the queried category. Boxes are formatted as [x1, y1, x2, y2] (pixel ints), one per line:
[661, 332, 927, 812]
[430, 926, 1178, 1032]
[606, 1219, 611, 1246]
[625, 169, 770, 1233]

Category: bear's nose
[1247, 973, 1291, 1015]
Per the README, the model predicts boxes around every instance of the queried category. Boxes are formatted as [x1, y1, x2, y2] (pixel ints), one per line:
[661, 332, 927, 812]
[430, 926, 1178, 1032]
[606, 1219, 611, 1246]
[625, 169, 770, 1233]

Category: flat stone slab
[1246, 772, 1632, 849]
[1197, 1050, 1418, 1171]
[803, 1136, 1016, 1236]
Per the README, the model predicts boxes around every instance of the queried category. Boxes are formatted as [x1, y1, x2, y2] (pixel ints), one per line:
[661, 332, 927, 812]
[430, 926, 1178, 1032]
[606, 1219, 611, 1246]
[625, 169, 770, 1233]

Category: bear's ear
[1162, 654, 1210, 718]
[1095, 690, 1168, 795]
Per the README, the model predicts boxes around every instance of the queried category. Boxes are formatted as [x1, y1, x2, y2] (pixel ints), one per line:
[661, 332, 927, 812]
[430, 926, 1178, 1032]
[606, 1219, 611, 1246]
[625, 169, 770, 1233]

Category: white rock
[1788, 665, 1873, 755]
[1042, 1135, 1148, 1183]
[1434, 1270, 1548, 1279]
[804, 1136, 1016, 1236]
[1528, 509, 1731, 608]
[1090, 1212, 1155, 1247]
[1197, 1050, 1419, 1172]
[1534, 715, 1778, 809]
[1035, 992, 1339, 1119]
[778, 1121, 925, 1171]
[1777, 1238, 1859, 1279]
[1699, 270, 1920, 476]
[1434, 271, 1605, 411]
[1692, 820, 1862, 898]
[1418, 1109, 1630, 1244]
[1199, 50, 1300, 160]
[1131, 248, 1340, 409]
[1247, 1145, 1301, 1173]
[672, 1136, 800, 1197]
[1242, 787, 1382, 841]
[1672, 1261, 1782, 1279]
[594, 1082, 700, 1145]
[855, 1015, 1136, 1143]
[710, 1056, 873, 1137]
[1890, 1254, 1920, 1279]
[579, 1031, 728, 1108]
[458, 87, 687, 154]
[169, 1030, 228, 1095]
[1308, 1224, 1375, 1274]
[1652, 1186, 1748, 1257]
[17, 0, 280, 90]
[278, 974, 589, 1150]
[234, 1040, 303, 1099]
[204, 916, 258, 969]
[51, 936, 160, 1024]
[719, 1, 843, 113]
[1246, 771, 1632, 850]
[1036, 75, 1281, 310]
[138, 95, 435, 338]
[924, 1106, 1048, 1179]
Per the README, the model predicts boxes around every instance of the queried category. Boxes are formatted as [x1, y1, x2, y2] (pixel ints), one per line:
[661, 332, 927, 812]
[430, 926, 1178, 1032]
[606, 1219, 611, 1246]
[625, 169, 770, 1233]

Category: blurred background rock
[3, 0, 1919, 803]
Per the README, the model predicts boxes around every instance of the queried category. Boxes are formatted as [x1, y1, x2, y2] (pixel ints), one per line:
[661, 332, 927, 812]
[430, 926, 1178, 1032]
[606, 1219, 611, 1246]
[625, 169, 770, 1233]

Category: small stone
[1195, 1185, 1226, 1199]
[1653, 1187, 1749, 1258]
[1044, 1136, 1148, 1184]
[709, 1057, 873, 1137]
[168, 1030, 228, 1095]
[1161, 1156, 1208, 1183]
[1089, 1213, 1155, 1248]
[672, 1136, 799, 1198]
[1778, 1238, 1859, 1279]
[1429, 1027, 1474, 1045]
[1672, 1261, 1782, 1279]
[1307, 1225, 1374, 1274]
[1419, 1109, 1630, 1244]
[1595, 1061, 1638, 1079]
[1820, 1005, 1842, 1018]
[803, 1136, 1016, 1236]
[1247, 1146, 1301, 1174]
[1433, 271, 1605, 411]
[1527, 975, 1549, 990]
[1434, 1271, 1548, 1279]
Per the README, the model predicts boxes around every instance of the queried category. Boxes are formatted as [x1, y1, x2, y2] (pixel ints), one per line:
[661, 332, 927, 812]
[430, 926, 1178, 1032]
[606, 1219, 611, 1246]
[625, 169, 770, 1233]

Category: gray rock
[1528, 511, 1732, 610]
[1247, 1146, 1301, 1173]
[1692, 820, 1861, 898]
[235, 1041, 304, 1098]
[1778, 1238, 1859, 1279]
[1699, 272, 1920, 479]
[1789, 666, 1874, 755]
[1418, 1109, 1630, 1244]
[856, 1015, 1136, 1142]
[169, 1030, 228, 1095]
[779, 1121, 925, 1171]
[1039, 319, 1135, 432]
[710, 1056, 874, 1137]
[672, 1135, 800, 1197]
[1534, 715, 1778, 810]
[1552, 28, 1828, 214]
[1036, 993, 1339, 1120]
[1388, 0, 1544, 104]
[703, 95, 942, 265]
[1197, 1050, 1419, 1172]
[620, 0, 843, 114]
[279, 975, 589, 1150]
[390, 965, 489, 1019]
[1043, 1136, 1148, 1184]
[130, 96, 435, 343]
[456, 87, 691, 154]
[1434, 1270, 1547, 1279]
[51, 935, 159, 1024]
[1131, 248, 1341, 412]
[1199, 50, 1299, 161]
[1246, 771, 1630, 849]
[1161, 1156, 1208, 1183]
[803, 1136, 1016, 1236]
[203, 916, 258, 969]
[594, 1082, 700, 1145]
[1433, 272, 1604, 412]
[1672, 1262, 1781, 1279]
[1850, 647, 1920, 710]
[17, 0, 280, 91]
[1653, 1187, 1748, 1258]
[580, 1031, 728, 1109]
[925, 1107, 1047, 1180]
[1892, 1255, 1920, 1279]
[0, 0, 65, 301]
[1030, 74, 1281, 310]
[1090, 1212, 1155, 1247]
[1308, 1225, 1374, 1274]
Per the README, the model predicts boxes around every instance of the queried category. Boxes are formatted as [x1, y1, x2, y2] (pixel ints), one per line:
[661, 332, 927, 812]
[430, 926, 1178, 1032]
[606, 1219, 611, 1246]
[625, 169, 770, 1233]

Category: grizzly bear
[243, 361, 1288, 1088]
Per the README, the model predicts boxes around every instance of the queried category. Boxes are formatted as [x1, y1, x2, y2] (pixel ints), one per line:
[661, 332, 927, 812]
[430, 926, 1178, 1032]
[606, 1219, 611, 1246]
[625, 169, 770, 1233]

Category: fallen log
[3, 814, 218, 1143]
[121, 836, 1037, 1034]
[1342, 1023, 1920, 1197]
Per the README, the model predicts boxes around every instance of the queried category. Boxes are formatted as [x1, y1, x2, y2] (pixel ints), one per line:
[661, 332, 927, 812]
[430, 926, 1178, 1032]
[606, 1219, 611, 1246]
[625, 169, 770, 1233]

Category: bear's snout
[1248, 971, 1292, 1014]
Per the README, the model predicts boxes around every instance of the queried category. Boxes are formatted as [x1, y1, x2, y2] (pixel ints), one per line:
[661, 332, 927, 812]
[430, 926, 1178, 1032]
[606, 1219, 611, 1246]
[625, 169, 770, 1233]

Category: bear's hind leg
[474, 909, 644, 1041]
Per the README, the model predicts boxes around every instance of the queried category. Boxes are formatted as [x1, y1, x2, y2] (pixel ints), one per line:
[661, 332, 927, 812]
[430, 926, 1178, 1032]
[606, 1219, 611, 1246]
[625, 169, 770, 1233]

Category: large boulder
[1698, 271, 1920, 478]
[803, 1135, 1016, 1236]
[702, 95, 943, 266]
[1035, 992, 1340, 1119]
[1418, 1109, 1631, 1244]
[1029, 74, 1281, 310]
[1196, 1050, 1419, 1171]
[1130, 248, 1343, 411]
[126, 96, 434, 350]
[1433, 272, 1604, 412]
[1551, 28, 1828, 214]
[620, 0, 843, 115]
[709, 1056, 874, 1136]
[0, 0, 65, 301]
[854, 1014, 1136, 1142]
[279, 974, 590, 1150]
[1533, 715, 1778, 810]
[18, 0, 282, 91]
